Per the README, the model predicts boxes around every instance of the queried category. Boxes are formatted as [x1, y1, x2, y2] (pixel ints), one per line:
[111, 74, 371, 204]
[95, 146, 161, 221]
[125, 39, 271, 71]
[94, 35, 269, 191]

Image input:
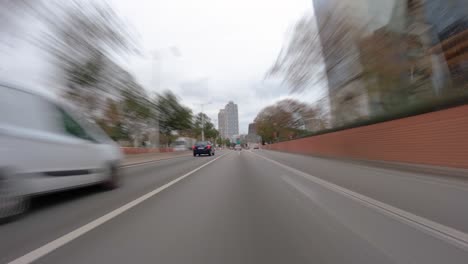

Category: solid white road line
[121, 154, 192, 168]
[8, 153, 229, 264]
[248, 151, 468, 251]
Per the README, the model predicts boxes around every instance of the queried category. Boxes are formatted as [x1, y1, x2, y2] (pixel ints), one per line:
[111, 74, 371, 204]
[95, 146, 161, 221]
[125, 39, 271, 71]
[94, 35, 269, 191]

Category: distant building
[246, 122, 261, 144]
[423, 0, 468, 88]
[224, 101, 239, 139]
[248, 123, 256, 134]
[217, 101, 239, 140]
[218, 109, 226, 139]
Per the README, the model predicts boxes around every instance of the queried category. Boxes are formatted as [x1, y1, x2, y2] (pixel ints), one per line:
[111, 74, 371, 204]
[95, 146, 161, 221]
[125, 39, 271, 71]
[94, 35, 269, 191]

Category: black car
[193, 141, 215, 156]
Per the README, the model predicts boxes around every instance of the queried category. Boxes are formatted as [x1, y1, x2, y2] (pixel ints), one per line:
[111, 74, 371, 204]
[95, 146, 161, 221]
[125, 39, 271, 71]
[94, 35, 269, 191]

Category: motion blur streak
[263, 0, 468, 143]
[1, 0, 468, 264]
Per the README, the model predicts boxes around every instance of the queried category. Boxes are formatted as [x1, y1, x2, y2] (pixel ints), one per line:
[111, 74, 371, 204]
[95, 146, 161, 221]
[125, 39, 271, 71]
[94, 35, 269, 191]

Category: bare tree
[254, 99, 325, 142]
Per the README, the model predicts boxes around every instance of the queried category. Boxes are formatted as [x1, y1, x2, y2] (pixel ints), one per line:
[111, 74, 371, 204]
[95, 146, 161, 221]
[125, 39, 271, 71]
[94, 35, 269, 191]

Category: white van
[173, 137, 196, 151]
[0, 85, 123, 220]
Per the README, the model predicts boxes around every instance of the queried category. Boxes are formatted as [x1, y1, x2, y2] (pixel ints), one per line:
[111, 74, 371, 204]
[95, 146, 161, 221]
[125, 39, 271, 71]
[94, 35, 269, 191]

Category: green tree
[155, 91, 193, 144]
[121, 89, 152, 147]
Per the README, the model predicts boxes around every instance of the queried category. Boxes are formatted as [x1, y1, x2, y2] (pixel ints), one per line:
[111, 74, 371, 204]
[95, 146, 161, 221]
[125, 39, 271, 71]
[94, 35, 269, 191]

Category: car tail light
[206, 145, 211, 149]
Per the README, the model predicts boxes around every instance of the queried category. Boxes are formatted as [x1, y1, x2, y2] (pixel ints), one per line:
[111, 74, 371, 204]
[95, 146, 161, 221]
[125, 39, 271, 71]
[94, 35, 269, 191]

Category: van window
[174, 140, 186, 146]
[57, 107, 94, 141]
[0, 86, 59, 132]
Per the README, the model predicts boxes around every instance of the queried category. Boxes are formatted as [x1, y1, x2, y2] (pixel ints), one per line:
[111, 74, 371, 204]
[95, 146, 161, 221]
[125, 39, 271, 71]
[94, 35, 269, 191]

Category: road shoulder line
[248, 151, 468, 251]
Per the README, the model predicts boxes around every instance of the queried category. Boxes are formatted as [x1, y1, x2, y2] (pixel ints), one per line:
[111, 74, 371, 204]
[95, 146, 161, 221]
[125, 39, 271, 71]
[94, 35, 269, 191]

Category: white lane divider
[121, 154, 192, 168]
[247, 151, 468, 251]
[8, 153, 229, 264]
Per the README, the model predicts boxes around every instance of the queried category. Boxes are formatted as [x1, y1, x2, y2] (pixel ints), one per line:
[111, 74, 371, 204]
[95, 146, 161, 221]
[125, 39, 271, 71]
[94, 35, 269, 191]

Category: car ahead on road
[234, 144, 242, 151]
[193, 141, 215, 156]
[0, 84, 123, 221]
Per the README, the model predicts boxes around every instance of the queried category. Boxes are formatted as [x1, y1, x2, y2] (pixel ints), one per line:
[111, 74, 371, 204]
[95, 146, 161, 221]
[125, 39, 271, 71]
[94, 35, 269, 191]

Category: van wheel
[0, 194, 29, 223]
[101, 164, 119, 190]
[0, 169, 29, 223]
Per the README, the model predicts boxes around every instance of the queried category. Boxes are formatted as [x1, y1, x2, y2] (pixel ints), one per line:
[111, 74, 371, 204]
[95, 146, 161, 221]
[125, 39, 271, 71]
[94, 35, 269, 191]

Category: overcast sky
[110, 0, 314, 133]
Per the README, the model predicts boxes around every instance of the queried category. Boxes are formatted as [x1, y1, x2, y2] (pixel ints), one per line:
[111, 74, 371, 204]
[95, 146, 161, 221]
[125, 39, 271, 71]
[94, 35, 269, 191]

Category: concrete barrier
[263, 105, 468, 169]
[121, 147, 174, 155]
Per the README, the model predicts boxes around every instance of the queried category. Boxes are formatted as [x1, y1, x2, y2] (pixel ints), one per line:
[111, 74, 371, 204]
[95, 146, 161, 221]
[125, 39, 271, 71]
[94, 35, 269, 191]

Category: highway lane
[0, 153, 223, 264]
[2, 149, 468, 263]
[257, 150, 468, 234]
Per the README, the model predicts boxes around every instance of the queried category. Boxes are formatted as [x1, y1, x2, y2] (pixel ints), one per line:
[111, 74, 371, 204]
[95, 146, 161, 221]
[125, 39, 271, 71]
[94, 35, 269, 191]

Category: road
[1, 150, 468, 263]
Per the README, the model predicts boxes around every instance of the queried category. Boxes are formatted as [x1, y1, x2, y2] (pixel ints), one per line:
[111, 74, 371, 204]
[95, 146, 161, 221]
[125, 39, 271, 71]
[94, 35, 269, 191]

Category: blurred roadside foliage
[0, 0, 202, 147]
[98, 89, 196, 147]
[2, 0, 139, 114]
[39, 0, 139, 119]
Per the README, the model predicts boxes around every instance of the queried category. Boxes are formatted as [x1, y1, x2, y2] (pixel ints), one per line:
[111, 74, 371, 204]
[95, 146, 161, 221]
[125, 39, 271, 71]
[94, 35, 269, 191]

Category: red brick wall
[264, 105, 468, 169]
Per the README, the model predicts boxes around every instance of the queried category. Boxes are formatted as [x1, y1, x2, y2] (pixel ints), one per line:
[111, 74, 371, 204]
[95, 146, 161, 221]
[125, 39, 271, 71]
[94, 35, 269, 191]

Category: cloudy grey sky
[110, 0, 315, 133]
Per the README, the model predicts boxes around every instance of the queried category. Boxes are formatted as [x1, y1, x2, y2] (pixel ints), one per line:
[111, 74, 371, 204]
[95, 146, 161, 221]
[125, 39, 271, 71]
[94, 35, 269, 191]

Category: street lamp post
[197, 102, 212, 141]
[212, 118, 218, 147]
[149, 46, 181, 148]
[201, 104, 205, 141]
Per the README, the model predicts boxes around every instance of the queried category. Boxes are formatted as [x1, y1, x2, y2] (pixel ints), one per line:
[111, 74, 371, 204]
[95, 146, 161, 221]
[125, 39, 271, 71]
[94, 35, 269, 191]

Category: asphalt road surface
[2, 150, 468, 264]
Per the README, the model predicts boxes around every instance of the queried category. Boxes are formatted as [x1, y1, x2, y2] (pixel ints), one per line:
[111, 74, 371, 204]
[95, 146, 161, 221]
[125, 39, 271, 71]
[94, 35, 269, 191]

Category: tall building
[312, 0, 464, 126]
[218, 109, 226, 139]
[217, 101, 239, 139]
[423, 0, 468, 88]
[312, 0, 372, 127]
[224, 101, 239, 138]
